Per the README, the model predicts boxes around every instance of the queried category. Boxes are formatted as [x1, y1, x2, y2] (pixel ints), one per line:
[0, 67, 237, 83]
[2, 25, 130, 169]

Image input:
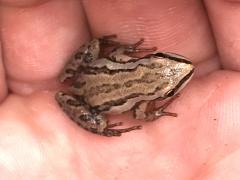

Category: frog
[55, 35, 194, 137]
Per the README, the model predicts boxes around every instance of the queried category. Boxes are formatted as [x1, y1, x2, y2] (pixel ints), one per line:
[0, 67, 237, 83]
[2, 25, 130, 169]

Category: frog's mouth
[165, 68, 194, 97]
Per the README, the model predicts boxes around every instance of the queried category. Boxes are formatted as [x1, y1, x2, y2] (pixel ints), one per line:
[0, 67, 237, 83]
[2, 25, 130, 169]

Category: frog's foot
[146, 95, 179, 121]
[134, 95, 179, 122]
[101, 124, 142, 137]
[123, 38, 157, 54]
[107, 122, 123, 128]
[99, 35, 157, 56]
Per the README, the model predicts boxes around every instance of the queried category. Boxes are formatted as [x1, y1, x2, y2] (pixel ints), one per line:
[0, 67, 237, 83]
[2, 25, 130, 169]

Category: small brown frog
[55, 35, 194, 137]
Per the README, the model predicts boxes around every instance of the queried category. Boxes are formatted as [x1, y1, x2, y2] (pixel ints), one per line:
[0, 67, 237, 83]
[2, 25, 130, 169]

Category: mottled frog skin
[55, 35, 194, 137]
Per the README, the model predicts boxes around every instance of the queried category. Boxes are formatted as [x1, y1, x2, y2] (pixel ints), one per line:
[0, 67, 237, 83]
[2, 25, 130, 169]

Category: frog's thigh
[59, 39, 100, 82]
[55, 92, 90, 125]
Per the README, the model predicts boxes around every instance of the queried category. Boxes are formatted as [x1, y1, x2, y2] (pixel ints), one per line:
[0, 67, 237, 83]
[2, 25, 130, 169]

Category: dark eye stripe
[153, 52, 192, 64]
[166, 69, 194, 97]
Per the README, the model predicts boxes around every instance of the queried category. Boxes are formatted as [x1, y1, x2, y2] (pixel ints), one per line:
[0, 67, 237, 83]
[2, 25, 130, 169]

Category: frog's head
[153, 52, 194, 98]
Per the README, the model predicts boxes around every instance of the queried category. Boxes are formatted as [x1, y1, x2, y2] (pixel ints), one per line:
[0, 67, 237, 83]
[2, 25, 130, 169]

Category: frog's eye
[166, 89, 175, 97]
[165, 81, 183, 97]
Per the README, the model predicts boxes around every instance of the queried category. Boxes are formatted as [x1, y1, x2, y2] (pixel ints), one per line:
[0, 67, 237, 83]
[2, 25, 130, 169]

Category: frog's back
[70, 54, 194, 114]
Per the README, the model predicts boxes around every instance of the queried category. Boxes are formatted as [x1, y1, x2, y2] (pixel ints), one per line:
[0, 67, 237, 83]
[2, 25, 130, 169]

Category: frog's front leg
[55, 92, 142, 137]
[133, 95, 179, 121]
[109, 38, 157, 62]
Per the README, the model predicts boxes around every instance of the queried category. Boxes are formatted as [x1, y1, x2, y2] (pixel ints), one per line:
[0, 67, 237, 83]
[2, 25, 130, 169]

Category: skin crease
[1, 0, 240, 179]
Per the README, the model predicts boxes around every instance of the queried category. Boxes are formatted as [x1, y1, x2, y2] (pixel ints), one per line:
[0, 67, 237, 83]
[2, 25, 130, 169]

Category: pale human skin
[0, 0, 240, 179]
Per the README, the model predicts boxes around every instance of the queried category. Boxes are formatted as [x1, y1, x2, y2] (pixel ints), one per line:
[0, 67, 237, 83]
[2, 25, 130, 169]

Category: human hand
[0, 0, 239, 179]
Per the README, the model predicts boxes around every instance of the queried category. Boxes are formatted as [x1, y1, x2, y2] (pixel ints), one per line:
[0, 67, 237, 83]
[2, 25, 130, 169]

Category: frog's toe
[102, 130, 122, 137]
[107, 122, 124, 128]
[102, 125, 142, 137]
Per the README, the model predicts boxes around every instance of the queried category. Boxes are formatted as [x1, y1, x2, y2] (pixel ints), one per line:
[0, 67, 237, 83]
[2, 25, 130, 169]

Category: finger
[0, 0, 89, 94]
[204, 0, 240, 71]
[0, 43, 8, 101]
[83, 0, 219, 76]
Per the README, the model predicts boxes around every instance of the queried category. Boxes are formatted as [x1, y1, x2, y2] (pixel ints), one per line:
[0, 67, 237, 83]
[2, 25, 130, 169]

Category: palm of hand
[0, 0, 239, 179]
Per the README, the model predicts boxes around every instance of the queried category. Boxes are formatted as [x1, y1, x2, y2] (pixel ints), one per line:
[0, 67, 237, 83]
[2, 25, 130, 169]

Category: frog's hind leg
[55, 91, 142, 137]
[133, 95, 179, 122]
[107, 122, 123, 128]
[59, 35, 119, 82]
[98, 120, 142, 137]
[55, 92, 96, 128]
[59, 38, 101, 82]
